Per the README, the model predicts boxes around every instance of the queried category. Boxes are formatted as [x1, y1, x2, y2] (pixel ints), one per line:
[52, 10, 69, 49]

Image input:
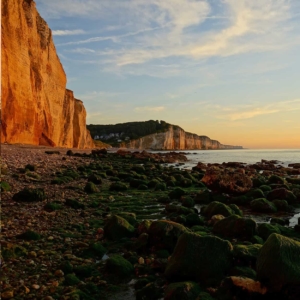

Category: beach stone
[201, 167, 252, 194]
[148, 220, 189, 251]
[272, 200, 289, 211]
[213, 215, 257, 239]
[267, 188, 296, 203]
[104, 215, 135, 240]
[250, 198, 277, 213]
[233, 244, 262, 264]
[164, 281, 201, 300]
[201, 201, 236, 219]
[106, 254, 134, 280]
[268, 175, 285, 185]
[165, 232, 233, 285]
[218, 276, 267, 299]
[257, 223, 281, 240]
[257, 233, 300, 289]
[12, 187, 46, 202]
[169, 187, 186, 199]
[1, 290, 14, 299]
[182, 196, 195, 208]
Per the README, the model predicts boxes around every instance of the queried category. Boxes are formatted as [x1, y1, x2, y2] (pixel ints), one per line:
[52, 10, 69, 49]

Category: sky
[35, 0, 300, 149]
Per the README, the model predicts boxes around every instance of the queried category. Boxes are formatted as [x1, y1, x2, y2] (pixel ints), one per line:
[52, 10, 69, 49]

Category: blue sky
[35, 0, 300, 148]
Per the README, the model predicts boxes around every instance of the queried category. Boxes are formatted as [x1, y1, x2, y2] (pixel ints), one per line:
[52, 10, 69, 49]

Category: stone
[250, 198, 277, 213]
[104, 215, 135, 240]
[165, 232, 233, 286]
[257, 233, 300, 289]
[1, 290, 14, 299]
[213, 215, 257, 239]
[148, 220, 189, 251]
[201, 201, 236, 219]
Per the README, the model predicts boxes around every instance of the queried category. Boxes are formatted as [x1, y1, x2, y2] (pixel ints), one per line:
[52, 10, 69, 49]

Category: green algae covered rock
[13, 187, 45, 202]
[267, 188, 297, 204]
[213, 215, 257, 239]
[233, 244, 262, 263]
[109, 182, 128, 191]
[257, 223, 280, 240]
[169, 187, 186, 199]
[257, 233, 300, 288]
[229, 266, 257, 279]
[250, 198, 277, 213]
[164, 281, 201, 300]
[84, 182, 99, 194]
[1, 181, 11, 192]
[272, 199, 289, 211]
[104, 215, 135, 240]
[106, 254, 134, 280]
[165, 232, 233, 285]
[201, 201, 236, 219]
[148, 220, 189, 251]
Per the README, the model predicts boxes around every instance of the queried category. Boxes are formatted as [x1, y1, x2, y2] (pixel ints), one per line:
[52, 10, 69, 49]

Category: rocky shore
[1, 144, 300, 300]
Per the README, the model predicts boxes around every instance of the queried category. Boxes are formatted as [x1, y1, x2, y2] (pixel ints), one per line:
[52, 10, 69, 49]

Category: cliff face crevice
[1, 0, 94, 148]
[122, 126, 242, 150]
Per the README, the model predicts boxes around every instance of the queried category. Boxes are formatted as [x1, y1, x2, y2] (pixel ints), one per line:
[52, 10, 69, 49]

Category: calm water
[165, 149, 300, 169]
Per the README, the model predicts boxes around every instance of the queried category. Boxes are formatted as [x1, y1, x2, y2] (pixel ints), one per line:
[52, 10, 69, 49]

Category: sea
[163, 148, 300, 169]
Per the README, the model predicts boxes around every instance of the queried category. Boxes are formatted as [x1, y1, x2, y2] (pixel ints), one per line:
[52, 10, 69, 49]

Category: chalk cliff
[121, 126, 242, 150]
[1, 0, 94, 148]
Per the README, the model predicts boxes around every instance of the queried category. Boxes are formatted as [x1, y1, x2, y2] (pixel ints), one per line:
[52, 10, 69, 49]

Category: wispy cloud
[134, 106, 165, 112]
[52, 29, 85, 36]
[213, 99, 300, 121]
[67, 48, 95, 54]
[78, 91, 123, 101]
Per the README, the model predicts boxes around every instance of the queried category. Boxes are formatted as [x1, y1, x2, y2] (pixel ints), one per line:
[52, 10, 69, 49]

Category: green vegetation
[87, 120, 175, 146]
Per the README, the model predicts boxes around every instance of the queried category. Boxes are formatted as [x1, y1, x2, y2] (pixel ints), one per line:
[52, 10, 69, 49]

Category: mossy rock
[154, 182, 167, 191]
[246, 188, 265, 199]
[87, 174, 102, 185]
[74, 264, 98, 279]
[259, 185, 272, 192]
[1, 181, 11, 192]
[251, 235, 264, 245]
[272, 199, 289, 211]
[130, 179, 148, 188]
[252, 176, 267, 187]
[12, 187, 46, 202]
[84, 182, 99, 194]
[1, 243, 27, 259]
[228, 204, 243, 216]
[25, 164, 37, 171]
[164, 281, 201, 300]
[270, 217, 287, 226]
[65, 198, 85, 210]
[138, 184, 148, 190]
[157, 196, 172, 204]
[51, 176, 73, 185]
[250, 198, 277, 213]
[180, 178, 193, 188]
[104, 215, 135, 241]
[165, 232, 233, 286]
[117, 212, 137, 226]
[169, 187, 186, 199]
[64, 274, 80, 286]
[109, 182, 128, 191]
[148, 179, 160, 188]
[44, 201, 63, 211]
[81, 242, 107, 259]
[257, 223, 281, 240]
[148, 220, 189, 251]
[201, 201, 235, 219]
[106, 254, 134, 280]
[16, 230, 41, 241]
[182, 197, 195, 208]
[257, 233, 300, 288]
[267, 188, 297, 204]
[213, 215, 257, 239]
[233, 244, 262, 263]
[165, 204, 194, 216]
[268, 175, 285, 185]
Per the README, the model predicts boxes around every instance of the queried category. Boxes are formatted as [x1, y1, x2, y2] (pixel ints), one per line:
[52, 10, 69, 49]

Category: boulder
[250, 198, 277, 213]
[213, 215, 257, 239]
[201, 201, 236, 219]
[13, 187, 45, 202]
[148, 220, 189, 251]
[201, 167, 252, 194]
[165, 232, 233, 285]
[104, 215, 135, 241]
[257, 233, 300, 288]
[267, 188, 296, 203]
[257, 223, 280, 240]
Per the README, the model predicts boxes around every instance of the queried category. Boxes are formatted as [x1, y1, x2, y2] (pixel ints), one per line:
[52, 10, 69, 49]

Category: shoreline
[1, 144, 300, 299]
